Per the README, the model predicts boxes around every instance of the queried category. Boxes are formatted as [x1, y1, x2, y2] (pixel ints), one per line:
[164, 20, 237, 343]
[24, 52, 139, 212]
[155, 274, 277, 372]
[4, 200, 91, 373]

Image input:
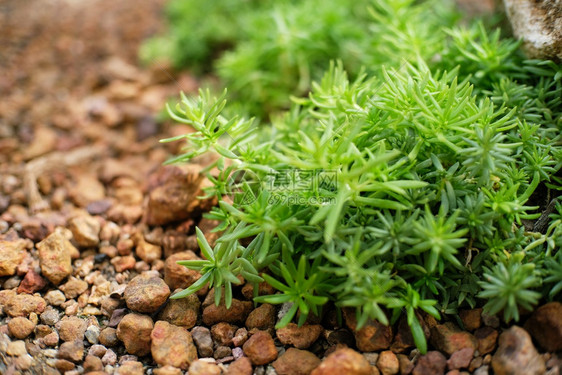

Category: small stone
[459, 308, 482, 331]
[233, 327, 249, 347]
[99, 327, 119, 347]
[397, 354, 414, 375]
[17, 269, 47, 294]
[8, 317, 35, 339]
[227, 357, 253, 375]
[469, 357, 483, 372]
[524, 302, 562, 352]
[4, 275, 22, 289]
[123, 273, 170, 313]
[232, 347, 244, 359]
[101, 296, 121, 317]
[116, 313, 154, 356]
[151, 320, 198, 369]
[209, 322, 236, 347]
[60, 277, 89, 299]
[102, 349, 118, 366]
[109, 308, 128, 327]
[64, 300, 79, 315]
[412, 351, 447, 375]
[69, 172, 106, 207]
[215, 345, 233, 359]
[481, 313, 499, 328]
[144, 165, 211, 226]
[44, 290, 66, 306]
[111, 255, 136, 272]
[153, 366, 183, 375]
[40, 307, 60, 325]
[135, 235, 162, 263]
[87, 199, 113, 215]
[191, 326, 214, 357]
[474, 365, 490, 375]
[55, 359, 76, 372]
[203, 297, 253, 326]
[86, 325, 101, 344]
[84, 355, 104, 372]
[119, 354, 139, 364]
[474, 326, 498, 355]
[43, 331, 60, 346]
[430, 322, 478, 355]
[4, 293, 46, 317]
[273, 348, 320, 375]
[447, 348, 474, 370]
[14, 354, 34, 371]
[88, 344, 108, 358]
[158, 292, 200, 328]
[116, 360, 144, 375]
[164, 251, 204, 291]
[58, 340, 84, 362]
[6, 340, 28, 356]
[491, 326, 546, 375]
[243, 330, 278, 365]
[37, 230, 75, 284]
[377, 350, 399, 375]
[58, 316, 87, 341]
[311, 348, 371, 375]
[343, 308, 392, 351]
[68, 215, 100, 248]
[189, 359, 222, 375]
[363, 353, 379, 366]
[276, 323, 324, 350]
[246, 304, 276, 331]
[89, 280, 111, 306]
[0, 239, 26, 276]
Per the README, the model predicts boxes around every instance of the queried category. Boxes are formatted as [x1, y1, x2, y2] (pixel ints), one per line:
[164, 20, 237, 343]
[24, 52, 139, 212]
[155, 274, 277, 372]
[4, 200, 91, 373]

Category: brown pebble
[150, 320, 198, 369]
[189, 359, 221, 375]
[99, 327, 119, 346]
[245, 303, 276, 331]
[242, 330, 278, 365]
[123, 272, 170, 313]
[153, 366, 183, 375]
[211, 322, 237, 346]
[58, 340, 84, 362]
[277, 323, 324, 350]
[412, 351, 447, 375]
[116, 313, 154, 356]
[272, 348, 321, 375]
[8, 317, 36, 339]
[377, 350, 399, 375]
[226, 357, 253, 375]
[311, 347, 372, 375]
[115, 360, 144, 375]
[57, 316, 87, 342]
[37, 230, 75, 285]
[84, 355, 104, 372]
[158, 292, 200, 329]
[55, 359, 76, 372]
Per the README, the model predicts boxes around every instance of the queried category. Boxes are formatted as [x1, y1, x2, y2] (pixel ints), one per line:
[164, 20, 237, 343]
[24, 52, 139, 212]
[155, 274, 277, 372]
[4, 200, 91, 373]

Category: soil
[0, 1, 561, 375]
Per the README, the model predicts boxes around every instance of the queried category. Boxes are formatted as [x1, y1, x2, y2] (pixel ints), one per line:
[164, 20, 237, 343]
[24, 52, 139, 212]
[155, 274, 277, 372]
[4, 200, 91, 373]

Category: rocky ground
[0, 0, 561, 374]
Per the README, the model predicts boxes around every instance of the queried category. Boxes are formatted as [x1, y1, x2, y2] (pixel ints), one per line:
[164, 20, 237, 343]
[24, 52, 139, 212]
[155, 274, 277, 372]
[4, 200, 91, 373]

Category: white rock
[504, 0, 562, 59]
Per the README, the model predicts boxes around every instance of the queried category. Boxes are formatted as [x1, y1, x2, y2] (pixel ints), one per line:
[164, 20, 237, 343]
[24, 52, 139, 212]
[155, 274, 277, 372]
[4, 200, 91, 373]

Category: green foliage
[478, 254, 541, 322]
[157, 0, 562, 354]
[140, 0, 271, 71]
[143, 0, 457, 116]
